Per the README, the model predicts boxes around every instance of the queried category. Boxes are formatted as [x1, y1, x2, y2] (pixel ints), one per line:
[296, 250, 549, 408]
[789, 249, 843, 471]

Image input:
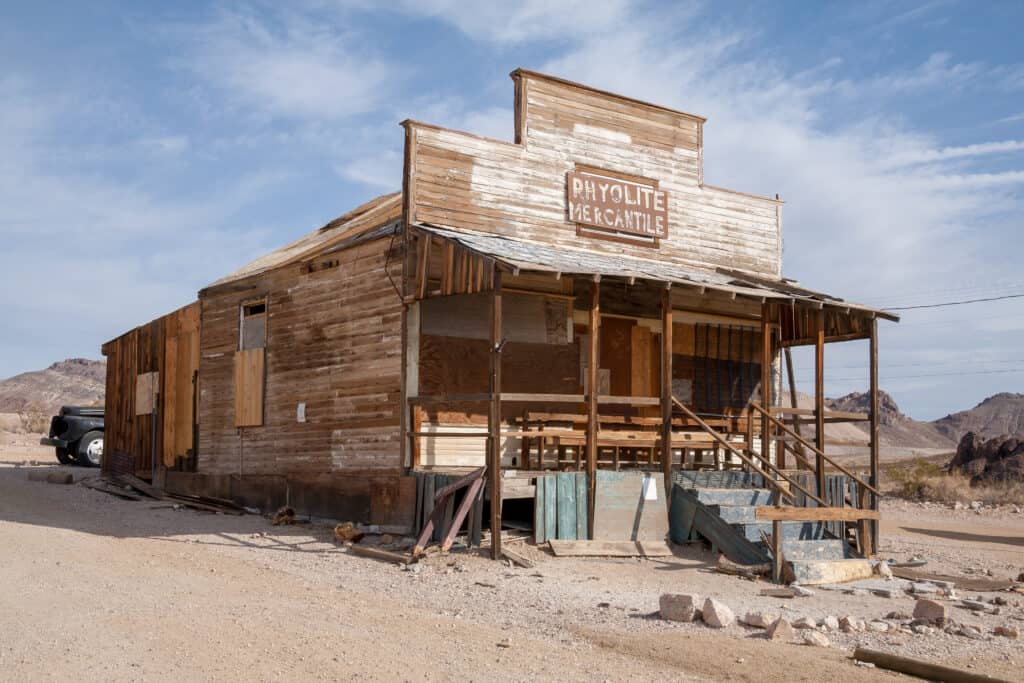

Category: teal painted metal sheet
[575, 472, 588, 540]
[556, 473, 577, 540]
[534, 475, 547, 543]
[544, 476, 557, 542]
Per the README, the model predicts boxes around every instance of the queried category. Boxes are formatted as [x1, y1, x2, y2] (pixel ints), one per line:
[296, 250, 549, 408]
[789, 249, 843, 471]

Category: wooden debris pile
[81, 473, 246, 515]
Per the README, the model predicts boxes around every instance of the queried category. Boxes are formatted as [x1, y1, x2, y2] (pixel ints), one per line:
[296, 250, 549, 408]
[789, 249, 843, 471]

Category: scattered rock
[875, 562, 893, 579]
[910, 582, 938, 595]
[766, 618, 794, 642]
[792, 616, 817, 630]
[820, 615, 840, 632]
[995, 625, 1020, 639]
[791, 585, 815, 598]
[886, 611, 911, 620]
[911, 623, 936, 635]
[961, 599, 997, 614]
[702, 598, 734, 628]
[847, 588, 869, 597]
[803, 631, 830, 647]
[742, 611, 779, 629]
[839, 615, 863, 633]
[957, 625, 987, 641]
[970, 500, 983, 511]
[660, 593, 702, 622]
[497, 638, 511, 648]
[872, 588, 898, 599]
[380, 534, 394, 545]
[867, 620, 890, 633]
[913, 598, 947, 623]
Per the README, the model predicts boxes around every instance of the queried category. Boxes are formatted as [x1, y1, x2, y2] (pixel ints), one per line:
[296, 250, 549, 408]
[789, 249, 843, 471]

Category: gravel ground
[1, 438, 1021, 681]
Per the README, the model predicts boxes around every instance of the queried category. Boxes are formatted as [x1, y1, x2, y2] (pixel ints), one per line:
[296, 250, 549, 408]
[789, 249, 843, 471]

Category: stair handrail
[748, 402, 880, 497]
[671, 396, 829, 507]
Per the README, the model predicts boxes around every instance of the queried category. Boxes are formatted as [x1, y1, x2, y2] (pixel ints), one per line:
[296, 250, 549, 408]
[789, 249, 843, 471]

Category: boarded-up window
[135, 371, 158, 416]
[240, 299, 267, 350]
[234, 348, 265, 427]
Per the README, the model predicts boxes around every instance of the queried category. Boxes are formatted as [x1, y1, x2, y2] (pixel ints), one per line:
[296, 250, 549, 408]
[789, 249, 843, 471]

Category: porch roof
[415, 223, 898, 322]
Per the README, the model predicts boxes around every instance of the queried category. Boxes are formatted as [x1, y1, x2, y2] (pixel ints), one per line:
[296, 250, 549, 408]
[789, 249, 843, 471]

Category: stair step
[732, 521, 828, 542]
[688, 488, 775, 507]
[788, 559, 873, 585]
[708, 505, 757, 524]
[779, 539, 854, 561]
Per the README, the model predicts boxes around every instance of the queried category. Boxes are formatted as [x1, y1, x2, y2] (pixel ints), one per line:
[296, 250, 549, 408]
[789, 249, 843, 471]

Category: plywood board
[234, 348, 265, 427]
[630, 325, 652, 397]
[592, 470, 668, 541]
[135, 371, 158, 416]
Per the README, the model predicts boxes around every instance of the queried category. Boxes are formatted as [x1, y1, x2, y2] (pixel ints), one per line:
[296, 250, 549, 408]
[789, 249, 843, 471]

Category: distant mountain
[932, 393, 1024, 442]
[0, 358, 106, 415]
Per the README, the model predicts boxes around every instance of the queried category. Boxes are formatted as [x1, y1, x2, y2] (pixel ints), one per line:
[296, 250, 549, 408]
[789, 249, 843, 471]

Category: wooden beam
[783, 347, 809, 470]
[869, 316, 880, 555]
[586, 279, 600, 539]
[755, 506, 880, 522]
[814, 310, 826, 498]
[852, 648, 1013, 683]
[489, 270, 503, 559]
[417, 234, 431, 300]
[661, 286, 673, 500]
[760, 303, 774, 468]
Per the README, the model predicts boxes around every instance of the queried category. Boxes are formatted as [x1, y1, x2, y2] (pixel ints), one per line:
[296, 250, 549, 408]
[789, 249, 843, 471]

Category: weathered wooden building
[103, 70, 896, 565]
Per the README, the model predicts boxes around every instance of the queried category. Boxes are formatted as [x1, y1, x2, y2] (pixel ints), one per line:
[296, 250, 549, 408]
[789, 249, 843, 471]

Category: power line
[885, 293, 1024, 311]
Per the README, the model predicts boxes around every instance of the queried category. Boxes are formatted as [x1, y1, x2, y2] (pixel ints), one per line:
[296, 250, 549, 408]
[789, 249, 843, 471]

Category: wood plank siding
[197, 237, 404, 477]
[101, 302, 200, 476]
[404, 70, 782, 279]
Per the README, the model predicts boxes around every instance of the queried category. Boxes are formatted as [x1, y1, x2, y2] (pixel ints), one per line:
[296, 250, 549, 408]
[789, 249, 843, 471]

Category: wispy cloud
[177, 8, 396, 121]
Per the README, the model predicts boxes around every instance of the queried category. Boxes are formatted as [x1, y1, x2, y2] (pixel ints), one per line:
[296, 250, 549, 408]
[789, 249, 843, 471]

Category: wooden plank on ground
[350, 545, 414, 565]
[548, 540, 673, 557]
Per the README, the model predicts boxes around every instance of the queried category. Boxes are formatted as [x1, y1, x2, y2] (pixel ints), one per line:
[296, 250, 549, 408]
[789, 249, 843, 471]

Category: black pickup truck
[40, 406, 104, 467]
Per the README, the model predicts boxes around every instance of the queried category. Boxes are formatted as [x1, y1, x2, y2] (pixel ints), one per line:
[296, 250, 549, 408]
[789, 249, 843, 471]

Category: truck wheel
[77, 431, 103, 467]
[56, 447, 76, 465]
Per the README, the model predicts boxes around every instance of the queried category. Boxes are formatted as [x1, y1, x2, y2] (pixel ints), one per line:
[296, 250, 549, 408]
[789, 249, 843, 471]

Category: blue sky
[1, 1, 1022, 420]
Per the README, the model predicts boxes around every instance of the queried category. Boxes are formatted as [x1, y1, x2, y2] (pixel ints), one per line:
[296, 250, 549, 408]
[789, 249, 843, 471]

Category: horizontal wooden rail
[770, 406, 869, 421]
[409, 394, 491, 404]
[755, 506, 880, 522]
[749, 403, 879, 496]
[407, 431, 491, 439]
[413, 393, 664, 406]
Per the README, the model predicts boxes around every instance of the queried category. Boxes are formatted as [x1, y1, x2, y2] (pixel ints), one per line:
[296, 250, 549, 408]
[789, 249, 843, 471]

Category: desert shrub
[16, 410, 50, 434]
[886, 458, 1024, 505]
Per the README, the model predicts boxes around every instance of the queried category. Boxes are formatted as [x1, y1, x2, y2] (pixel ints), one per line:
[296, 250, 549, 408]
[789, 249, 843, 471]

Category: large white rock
[659, 593, 701, 622]
[742, 611, 780, 629]
[803, 631, 831, 647]
[767, 618, 794, 642]
[702, 598, 735, 628]
[913, 598, 948, 623]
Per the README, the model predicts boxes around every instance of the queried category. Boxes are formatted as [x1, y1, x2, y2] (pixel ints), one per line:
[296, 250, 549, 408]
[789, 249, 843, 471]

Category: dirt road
[1, 440, 1020, 681]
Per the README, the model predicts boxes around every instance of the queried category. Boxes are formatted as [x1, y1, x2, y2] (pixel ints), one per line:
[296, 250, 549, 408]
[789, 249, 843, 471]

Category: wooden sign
[566, 169, 668, 240]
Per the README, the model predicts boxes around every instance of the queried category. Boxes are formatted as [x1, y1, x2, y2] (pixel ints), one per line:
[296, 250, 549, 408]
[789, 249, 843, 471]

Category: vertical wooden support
[586, 276, 600, 540]
[489, 269, 503, 559]
[759, 303, 773, 468]
[771, 519, 783, 584]
[660, 285, 673, 501]
[868, 316, 880, 554]
[784, 347, 809, 469]
[814, 310, 826, 498]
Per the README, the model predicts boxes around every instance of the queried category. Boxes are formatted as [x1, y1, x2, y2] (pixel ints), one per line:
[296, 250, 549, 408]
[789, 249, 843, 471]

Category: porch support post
[868, 316, 880, 554]
[660, 284, 673, 500]
[760, 303, 775, 469]
[586, 276, 600, 539]
[814, 310, 826, 498]
[784, 347, 808, 469]
[489, 269, 503, 559]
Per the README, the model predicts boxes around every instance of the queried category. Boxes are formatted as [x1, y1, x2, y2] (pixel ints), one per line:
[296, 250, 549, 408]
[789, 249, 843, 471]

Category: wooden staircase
[668, 398, 880, 585]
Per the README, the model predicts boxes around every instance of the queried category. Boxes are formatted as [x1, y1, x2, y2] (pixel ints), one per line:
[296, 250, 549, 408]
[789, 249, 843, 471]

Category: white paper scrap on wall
[297, 402, 306, 423]
[642, 475, 658, 501]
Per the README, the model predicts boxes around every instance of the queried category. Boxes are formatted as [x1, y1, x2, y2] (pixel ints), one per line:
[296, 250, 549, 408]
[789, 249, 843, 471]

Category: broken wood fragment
[349, 545, 415, 565]
[853, 647, 1013, 683]
[501, 547, 535, 568]
[548, 540, 672, 558]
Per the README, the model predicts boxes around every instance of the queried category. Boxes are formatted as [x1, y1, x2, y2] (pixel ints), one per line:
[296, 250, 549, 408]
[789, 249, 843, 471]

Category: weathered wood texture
[101, 302, 200, 476]
[233, 348, 265, 427]
[197, 237, 404, 476]
[404, 71, 781, 278]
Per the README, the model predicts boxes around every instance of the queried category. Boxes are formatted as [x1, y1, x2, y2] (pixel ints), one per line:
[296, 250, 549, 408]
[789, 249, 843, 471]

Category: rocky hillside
[826, 391, 955, 448]
[0, 358, 106, 415]
[933, 393, 1024, 442]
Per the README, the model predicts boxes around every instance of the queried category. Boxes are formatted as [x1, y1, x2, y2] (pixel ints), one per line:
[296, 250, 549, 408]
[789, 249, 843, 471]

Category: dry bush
[16, 410, 51, 434]
[886, 458, 1024, 505]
